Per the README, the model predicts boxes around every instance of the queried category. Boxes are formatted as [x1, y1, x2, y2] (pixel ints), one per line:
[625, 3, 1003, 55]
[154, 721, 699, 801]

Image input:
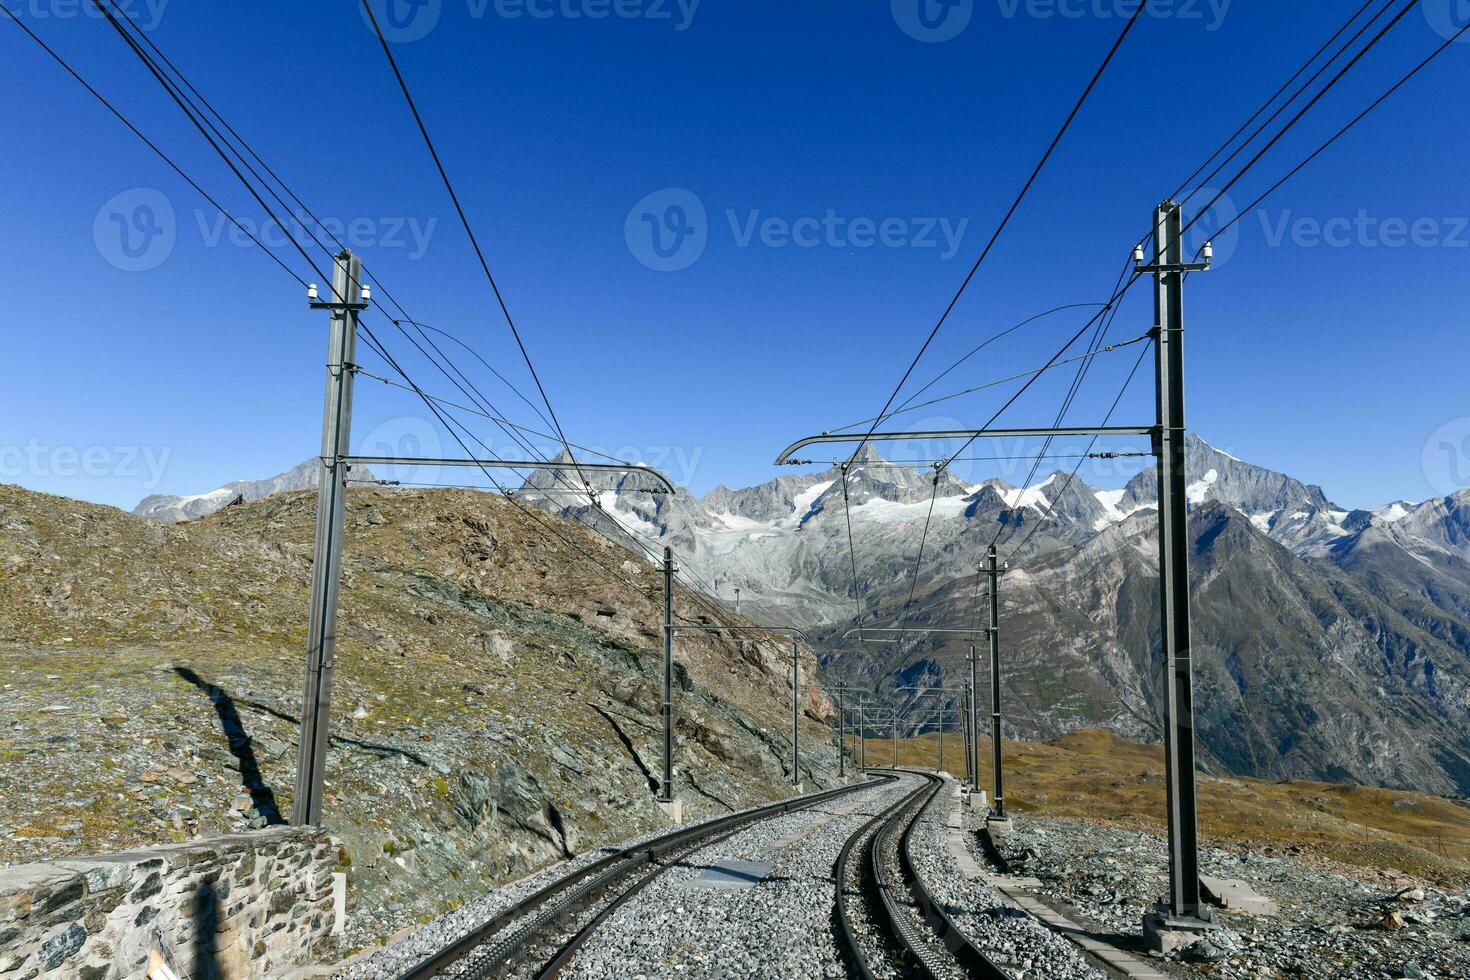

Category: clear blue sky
[3, 1, 1467, 512]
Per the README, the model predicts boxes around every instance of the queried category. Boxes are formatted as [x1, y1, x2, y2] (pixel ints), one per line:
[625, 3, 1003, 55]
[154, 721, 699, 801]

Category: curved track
[398, 775, 892, 980]
[835, 770, 1013, 980]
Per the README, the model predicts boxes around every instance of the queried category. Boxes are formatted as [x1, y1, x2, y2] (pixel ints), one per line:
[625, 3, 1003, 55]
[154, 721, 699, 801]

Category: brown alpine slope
[0, 483, 838, 951]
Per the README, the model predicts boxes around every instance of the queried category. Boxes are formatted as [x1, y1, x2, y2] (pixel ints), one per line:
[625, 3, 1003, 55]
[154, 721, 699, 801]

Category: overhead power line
[1170, 0, 1383, 210]
[358, 0, 592, 498]
[1200, 15, 1470, 254]
[1178, 0, 1419, 243]
[1004, 339, 1153, 563]
[97, 0, 628, 525]
[91, 1, 590, 505]
[879, 303, 1106, 425]
[0, 7, 311, 288]
[56, 2, 716, 622]
[829, 332, 1150, 433]
[846, 3, 1148, 468]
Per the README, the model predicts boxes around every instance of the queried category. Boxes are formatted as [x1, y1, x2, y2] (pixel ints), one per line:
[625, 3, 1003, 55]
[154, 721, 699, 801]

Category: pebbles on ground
[984, 813, 1470, 980]
[906, 782, 1104, 980]
[560, 774, 918, 980]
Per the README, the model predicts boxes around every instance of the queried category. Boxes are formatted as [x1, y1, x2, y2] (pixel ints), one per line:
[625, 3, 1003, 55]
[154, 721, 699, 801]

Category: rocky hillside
[0, 483, 842, 951]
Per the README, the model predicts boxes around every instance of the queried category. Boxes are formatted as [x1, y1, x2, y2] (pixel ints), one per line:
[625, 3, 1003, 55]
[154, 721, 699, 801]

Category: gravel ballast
[986, 814, 1470, 980]
[907, 782, 1105, 980]
[337, 779, 881, 979]
[559, 774, 919, 980]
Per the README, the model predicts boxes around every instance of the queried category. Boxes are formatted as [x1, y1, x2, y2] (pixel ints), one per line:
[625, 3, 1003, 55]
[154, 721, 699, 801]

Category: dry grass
[878, 728, 1470, 887]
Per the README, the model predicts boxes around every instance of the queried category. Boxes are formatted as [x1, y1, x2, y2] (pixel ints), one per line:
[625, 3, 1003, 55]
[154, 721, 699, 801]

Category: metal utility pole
[890, 708, 898, 767]
[937, 706, 945, 774]
[790, 639, 800, 787]
[293, 250, 365, 827]
[968, 643, 981, 796]
[660, 546, 675, 803]
[961, 685, 973, 786]
[1138, 200, 1211, 921]
[987, 545, 1006, 822]
[858, 703, 867, 769]
[837, 692, 845, 778]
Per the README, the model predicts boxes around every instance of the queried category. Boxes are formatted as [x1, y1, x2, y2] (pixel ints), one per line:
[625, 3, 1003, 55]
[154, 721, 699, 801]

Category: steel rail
[836, 770, 1016, 980]
[398, 775, 892, 979]
[869, 774, 953, 979]
[833, 776, 919, 980]
[834, 771, 942, 979]
[530, 817, 753, 979]
[897, 775, 1013, 979]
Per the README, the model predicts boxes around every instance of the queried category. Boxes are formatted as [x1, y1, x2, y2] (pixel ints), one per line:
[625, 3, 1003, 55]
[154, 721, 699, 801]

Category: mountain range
[134, 436, 1470, 796]
[134, 459, 370, 522]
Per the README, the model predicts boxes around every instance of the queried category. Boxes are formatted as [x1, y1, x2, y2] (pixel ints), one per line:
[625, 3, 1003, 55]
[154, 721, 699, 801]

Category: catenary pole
[837, 692, 846, 778]
[891, 707, 898, 767]
[293, 250, 364, 826]
[987, 545, 1005, 820]
[968, 642, 981, 796]
[660, 546, 675, 802]
[791, 639, 800, 787]
[1144, 200, 1209, 920]
[962, 685, 973, 787]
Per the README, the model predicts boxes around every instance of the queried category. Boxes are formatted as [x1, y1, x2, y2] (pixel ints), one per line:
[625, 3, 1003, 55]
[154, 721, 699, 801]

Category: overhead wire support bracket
[338, 456, 677, 494]
[775, 426, 1158, 465]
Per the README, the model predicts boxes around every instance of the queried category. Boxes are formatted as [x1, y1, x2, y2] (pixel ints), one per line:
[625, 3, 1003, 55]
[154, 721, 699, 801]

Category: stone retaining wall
[0, 827, 334, 979]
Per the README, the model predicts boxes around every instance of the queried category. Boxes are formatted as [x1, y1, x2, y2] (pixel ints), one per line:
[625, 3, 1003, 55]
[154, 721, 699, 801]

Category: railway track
[395, 774, 893, 980]
[835, 769, 1013, 980]
[370, 769, 1098, 980]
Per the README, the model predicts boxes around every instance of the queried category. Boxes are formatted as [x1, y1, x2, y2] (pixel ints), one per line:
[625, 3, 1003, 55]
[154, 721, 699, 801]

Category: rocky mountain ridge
[134, 459, 374, 523]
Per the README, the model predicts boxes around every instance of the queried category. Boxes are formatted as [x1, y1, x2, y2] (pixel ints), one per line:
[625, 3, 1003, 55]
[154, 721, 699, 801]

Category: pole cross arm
[339, 456, 678, 493]
[671, 624, 805, 641]
[775, 426, 1156, 465]
[841, 627, 979, 640]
